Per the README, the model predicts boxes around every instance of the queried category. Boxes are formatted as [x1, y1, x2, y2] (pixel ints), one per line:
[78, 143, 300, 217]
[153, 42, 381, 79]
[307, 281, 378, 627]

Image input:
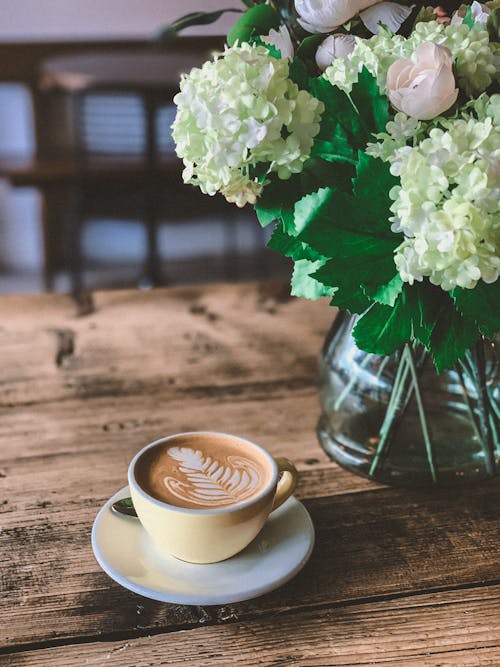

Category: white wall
[0, 0, 238, 40]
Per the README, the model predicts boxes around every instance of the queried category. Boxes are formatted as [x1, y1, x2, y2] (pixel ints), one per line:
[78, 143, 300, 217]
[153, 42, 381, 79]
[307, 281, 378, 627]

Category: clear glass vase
[318, 311, 500, 486]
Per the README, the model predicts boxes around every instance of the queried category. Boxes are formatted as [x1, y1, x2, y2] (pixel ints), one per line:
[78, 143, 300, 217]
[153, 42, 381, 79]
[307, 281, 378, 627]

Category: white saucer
[91, 486, 315, 605]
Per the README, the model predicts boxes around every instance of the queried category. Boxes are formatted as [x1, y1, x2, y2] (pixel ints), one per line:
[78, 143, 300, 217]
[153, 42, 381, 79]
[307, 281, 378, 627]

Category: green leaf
[430, 301, 480, 372]
[255, 202, 282, 227]
[292, 155, 401, 313]
[308, 77, 361, 164]
[267, 225, 323, 262]
[349, 67, 391, 136]
[310, 138, 357, 165]
[227, 4, 281, 46]
[288, 56, 309, 89]
[260, 151, 400, 318]
[255, 175, 291, 228]
[405, 282, 446, 349]
[363, 274, 403, 307]
[300, 158, 355, 195]
[294, 187, 397, 248]
[156, 9, 242, 43]
[352, 292, 412, 355]
[313, 258, 373, 314]
[314, 250, 399, 314]
[352, 153, 399, 231]
[296, 35, 324, 61]
[255, 158, 354, 230]
[330, 291, 371, 315]
[452, 281, 500, 339]
[463, 5, 475, 29]
[291, 259, 333, 300]
[309, 68, 389, 165]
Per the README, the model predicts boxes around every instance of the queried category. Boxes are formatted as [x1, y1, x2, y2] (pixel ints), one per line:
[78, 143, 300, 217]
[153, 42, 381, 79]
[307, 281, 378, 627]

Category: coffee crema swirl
[134, 434, 271, 509]
[163, 447, 262, 507]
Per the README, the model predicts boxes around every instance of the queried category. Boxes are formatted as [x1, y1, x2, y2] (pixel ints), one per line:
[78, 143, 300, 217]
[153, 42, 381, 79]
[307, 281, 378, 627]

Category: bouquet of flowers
[170, 0, 499, 371]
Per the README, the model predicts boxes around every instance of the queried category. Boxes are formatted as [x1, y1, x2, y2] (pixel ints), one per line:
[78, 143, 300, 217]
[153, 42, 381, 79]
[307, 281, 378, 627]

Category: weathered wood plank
[2, 585, 500, 666]
[2, 284, 499, 665]
[2, 478, 499, 649]
[0, 381, 380, 541]
[0, 284, 333, 408]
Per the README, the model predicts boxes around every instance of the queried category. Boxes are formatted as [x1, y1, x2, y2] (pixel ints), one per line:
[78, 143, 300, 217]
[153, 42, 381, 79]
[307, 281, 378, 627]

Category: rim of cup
[128, 431, 280, 515]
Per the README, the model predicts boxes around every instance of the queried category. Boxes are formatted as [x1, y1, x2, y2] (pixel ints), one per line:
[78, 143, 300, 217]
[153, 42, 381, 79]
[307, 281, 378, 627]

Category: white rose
[451, 1, 490, 25]
[295, 0, 381, 33]
[315, 34, 356, 71]
[386, 43, 458, 121]
[261, 25, 294, 60]
[359, 1, 414, 34]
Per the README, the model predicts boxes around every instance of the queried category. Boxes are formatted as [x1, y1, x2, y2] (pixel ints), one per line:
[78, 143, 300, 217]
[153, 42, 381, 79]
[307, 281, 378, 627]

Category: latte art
[163, 447, 262, 507]
[130, 432, 298, 563]
[134, 433, 272, 509]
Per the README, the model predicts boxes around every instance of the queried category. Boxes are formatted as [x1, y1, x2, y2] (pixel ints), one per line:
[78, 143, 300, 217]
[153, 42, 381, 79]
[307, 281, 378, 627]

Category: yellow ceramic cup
[128, 432, 298, 563]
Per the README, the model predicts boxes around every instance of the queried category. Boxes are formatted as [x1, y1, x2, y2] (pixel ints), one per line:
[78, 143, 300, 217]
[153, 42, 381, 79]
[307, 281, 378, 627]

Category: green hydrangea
[367, 112, 423, 162]
[172, 43, 323, 207]
[324, 21, 496, 98]
[389, 117, 500, 291]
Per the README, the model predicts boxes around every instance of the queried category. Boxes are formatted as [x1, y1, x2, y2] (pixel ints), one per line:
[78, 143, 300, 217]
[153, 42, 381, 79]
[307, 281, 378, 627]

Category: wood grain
[2, 585, 500, 666]
[0, 284, 332, 408]
[1, 284, 499, 665]
[2, 477, 499, 649]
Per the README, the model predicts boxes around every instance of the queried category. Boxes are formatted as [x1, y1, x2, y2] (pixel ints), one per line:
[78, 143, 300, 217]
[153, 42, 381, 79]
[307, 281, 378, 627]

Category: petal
[261, 25, 294, 59]
[359, 1, 413, 34]
[428, 62, 456, 99]
[395, 62, 415, 89]
[315, 34, 356, 70]
[414, 42, 452, 69]
[386, 57, 412, 89]
[296, 0, 380, 33]
[413, 42, 440, 67]
[297, 16, 336, 33]
[388, 88, 405, 112]
[471, 1, 490, 23]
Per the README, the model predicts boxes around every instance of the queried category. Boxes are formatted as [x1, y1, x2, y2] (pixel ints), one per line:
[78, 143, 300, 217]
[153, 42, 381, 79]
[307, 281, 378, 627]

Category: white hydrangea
[389, 118, 500, 291]
[367, 112, 422, 161]
[324, 21, 496, 98]
[324, 27, 405, 92]
[463, 93, 500, 125]
[368, 94, 500, 162]
[172, 43, 323, 207]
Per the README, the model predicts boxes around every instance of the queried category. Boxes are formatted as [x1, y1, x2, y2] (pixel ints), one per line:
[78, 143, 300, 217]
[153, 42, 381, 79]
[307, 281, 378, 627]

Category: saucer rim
[91, 485, 315, 605]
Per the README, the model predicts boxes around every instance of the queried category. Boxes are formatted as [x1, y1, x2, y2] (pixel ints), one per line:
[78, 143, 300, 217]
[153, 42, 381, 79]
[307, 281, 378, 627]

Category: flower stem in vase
[369, 344, 436, 482]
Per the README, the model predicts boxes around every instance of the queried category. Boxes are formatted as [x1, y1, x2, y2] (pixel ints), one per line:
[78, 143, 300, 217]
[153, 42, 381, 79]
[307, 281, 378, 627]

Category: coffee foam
[134, 434, 272, 509]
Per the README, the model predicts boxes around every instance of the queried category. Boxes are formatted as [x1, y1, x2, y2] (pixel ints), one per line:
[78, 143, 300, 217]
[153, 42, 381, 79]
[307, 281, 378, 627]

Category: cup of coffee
[128, 431, 298, 563]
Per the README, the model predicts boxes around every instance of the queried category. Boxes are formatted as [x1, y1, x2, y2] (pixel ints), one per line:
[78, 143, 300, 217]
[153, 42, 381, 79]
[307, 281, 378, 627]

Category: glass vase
[317, 311, 500, 486]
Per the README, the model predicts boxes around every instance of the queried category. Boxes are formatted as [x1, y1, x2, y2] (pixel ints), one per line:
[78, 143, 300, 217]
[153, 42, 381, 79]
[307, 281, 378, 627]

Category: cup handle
[271, 457, 298, 511]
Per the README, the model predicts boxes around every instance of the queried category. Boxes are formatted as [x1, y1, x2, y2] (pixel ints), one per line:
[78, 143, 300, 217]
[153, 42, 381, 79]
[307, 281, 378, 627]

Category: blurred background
[0, 0, 290, 295]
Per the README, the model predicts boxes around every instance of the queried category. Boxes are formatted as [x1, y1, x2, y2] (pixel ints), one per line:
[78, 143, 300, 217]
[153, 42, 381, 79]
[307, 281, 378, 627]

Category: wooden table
[1, 283, 499, 666]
